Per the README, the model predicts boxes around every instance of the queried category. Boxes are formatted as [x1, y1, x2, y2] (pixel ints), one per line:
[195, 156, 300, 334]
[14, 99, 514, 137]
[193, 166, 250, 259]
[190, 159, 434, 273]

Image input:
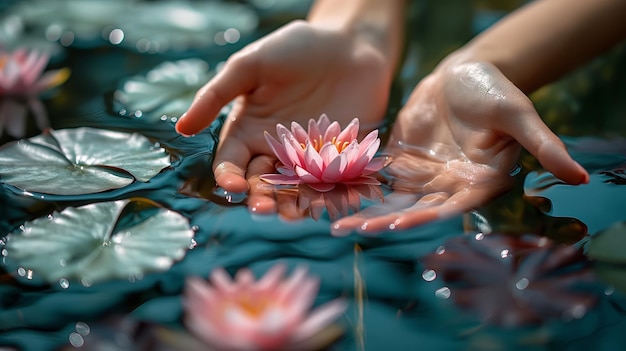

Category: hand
[175, 20, 395, 194]
[330, 57, 590, 235]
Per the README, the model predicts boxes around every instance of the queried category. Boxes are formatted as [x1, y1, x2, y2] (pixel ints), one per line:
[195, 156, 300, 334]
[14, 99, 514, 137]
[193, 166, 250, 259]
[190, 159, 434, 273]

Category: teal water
[2, 1, 626, 351]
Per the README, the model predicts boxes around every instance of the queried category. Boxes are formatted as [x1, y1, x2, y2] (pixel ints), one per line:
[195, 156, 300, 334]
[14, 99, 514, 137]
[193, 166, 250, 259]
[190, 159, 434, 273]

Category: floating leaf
[114, 59, 216, 120]
[1, 198, 195, 286]
[587, 222, 626, 264]
[0, 127, 171, 195]
[110, 1, 258, 53]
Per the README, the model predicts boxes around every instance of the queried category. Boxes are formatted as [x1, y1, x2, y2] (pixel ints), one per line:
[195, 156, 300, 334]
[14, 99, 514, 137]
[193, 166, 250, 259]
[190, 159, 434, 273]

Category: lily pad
[1, 198, 195, 286]
[0, 127, 171, 195]
[114, 59, 216, 120]
[587, 222, 626, 264]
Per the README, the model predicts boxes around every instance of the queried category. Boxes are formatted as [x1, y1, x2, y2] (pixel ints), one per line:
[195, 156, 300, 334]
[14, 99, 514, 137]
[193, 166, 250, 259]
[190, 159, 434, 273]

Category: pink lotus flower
[0, 48, 70, 137]
[184, 264, 347, 351]
[261, 114, 387, 192]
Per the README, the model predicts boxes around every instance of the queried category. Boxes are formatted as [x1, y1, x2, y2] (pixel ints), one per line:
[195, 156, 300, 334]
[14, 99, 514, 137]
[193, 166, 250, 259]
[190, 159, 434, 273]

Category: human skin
[175, 0, 406, 202]
[176, 0, 626, 232]
[330, 0, 626, 234]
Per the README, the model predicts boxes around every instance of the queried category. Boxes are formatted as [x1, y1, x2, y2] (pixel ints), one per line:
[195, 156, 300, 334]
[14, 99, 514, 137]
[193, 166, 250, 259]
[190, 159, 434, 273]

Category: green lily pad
[1, 198, 195, 286]
[0, 127, 171, 195]
[114, 59, 215, 119]
[587, 221, 626, 264]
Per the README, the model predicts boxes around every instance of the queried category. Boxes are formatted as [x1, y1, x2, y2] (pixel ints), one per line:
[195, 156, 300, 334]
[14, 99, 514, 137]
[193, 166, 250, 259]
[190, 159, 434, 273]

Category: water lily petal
[295, 165, 322, 183]
[356, 129, 380, 159]
[256, 264, 287, 292]
[33, 68, 71, 92]
[303, 144, 324, 178]
[265, 131, 294, 168]
[306, 118, 320, 141]
[363, 156, 387, 174]
[336, 118, 359, 144]
[321, 153, 348, 183]
[292, 299, 347, 344]
[210, 268, 238, 295]
[359, 131, 381, 161]
[290, 120, 308, 144]
[21, 50, 49, 86]
[282, 134, 304, 168]
[323, 121, 341, 142]
[319, 142, 339, 167]
[316, 113, 331, 135]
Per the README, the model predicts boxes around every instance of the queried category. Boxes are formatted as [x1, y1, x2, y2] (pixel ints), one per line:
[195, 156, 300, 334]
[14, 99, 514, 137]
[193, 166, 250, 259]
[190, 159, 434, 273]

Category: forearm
[454, 0, 626, 93]
[306, 0, 406, 71]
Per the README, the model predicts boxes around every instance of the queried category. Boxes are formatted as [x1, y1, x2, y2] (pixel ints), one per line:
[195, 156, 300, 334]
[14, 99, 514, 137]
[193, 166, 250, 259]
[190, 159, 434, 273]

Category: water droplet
[515, 277, 529, 290]
[1, 249, 7, 257]
[224, 28, 240, 44]
[170, 116, 178, 123]
[500, 249, 509, 258]
[188, 238, 197, 249]
[60, 31, 75, 46]
[81, 277, 93, 287]
[422, 269, 436, 282]
[134, 110, 143, 118]
[191, 225, 199, 232]
[59, 278, 70, 289]
[160, 115, 168, 121]
[75, 321, 90, 336]
[119, 108, 127, 116]
[475, 233, 485, 240]
[435, 246, 445, 255]
[435, 287, 451, 299]
[108, 28, 124, 45]
[605, 286, 615, 296]
[68, 332, 84, 347]
[59, 259, 66, 267]
[17, 267, 26, 276]
[26, 269, 33, 280]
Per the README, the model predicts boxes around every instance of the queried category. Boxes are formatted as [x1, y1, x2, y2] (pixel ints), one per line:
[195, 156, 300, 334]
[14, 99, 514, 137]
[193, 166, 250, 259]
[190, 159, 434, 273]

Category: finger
[247, 155, 279, 214]
[330, 192, 420, 236]
[175, 56, 257, 136]
[212, 133, 252, 193]
[359, 192, 448, 234]
[504, 107, 589, 185]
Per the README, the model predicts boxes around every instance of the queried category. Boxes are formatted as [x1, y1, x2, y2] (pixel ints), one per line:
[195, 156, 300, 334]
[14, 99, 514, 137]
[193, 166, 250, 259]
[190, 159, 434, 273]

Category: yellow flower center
[301, 135, 350, 153]
[232, 292, 271, 317]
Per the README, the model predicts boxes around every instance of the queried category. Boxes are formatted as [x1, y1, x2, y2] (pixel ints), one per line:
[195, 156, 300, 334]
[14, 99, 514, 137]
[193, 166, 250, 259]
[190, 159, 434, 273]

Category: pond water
[1, 1, 626, 351]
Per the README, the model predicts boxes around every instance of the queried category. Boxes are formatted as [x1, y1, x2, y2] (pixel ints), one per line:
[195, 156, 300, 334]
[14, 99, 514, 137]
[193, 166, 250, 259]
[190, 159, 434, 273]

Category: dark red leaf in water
[421, 233, 599, 327]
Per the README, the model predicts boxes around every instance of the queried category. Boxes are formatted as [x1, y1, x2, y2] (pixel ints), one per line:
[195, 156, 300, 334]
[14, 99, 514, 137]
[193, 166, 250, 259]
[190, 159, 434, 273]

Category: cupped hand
[331, 57, 590, 236]
[175, 20, 395, 193]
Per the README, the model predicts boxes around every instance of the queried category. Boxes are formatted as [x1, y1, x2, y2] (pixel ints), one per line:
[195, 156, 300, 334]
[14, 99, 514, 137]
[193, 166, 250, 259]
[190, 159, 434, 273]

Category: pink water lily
[184, 264, 347, 351]
[261, 114, 387, 192]
[0, 48, 70, 137]
[0, 48, 70, 97]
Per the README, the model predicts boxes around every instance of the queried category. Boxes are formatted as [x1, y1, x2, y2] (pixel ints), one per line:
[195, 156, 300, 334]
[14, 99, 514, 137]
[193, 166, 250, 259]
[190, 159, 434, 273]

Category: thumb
[175, 56, 256, 136]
